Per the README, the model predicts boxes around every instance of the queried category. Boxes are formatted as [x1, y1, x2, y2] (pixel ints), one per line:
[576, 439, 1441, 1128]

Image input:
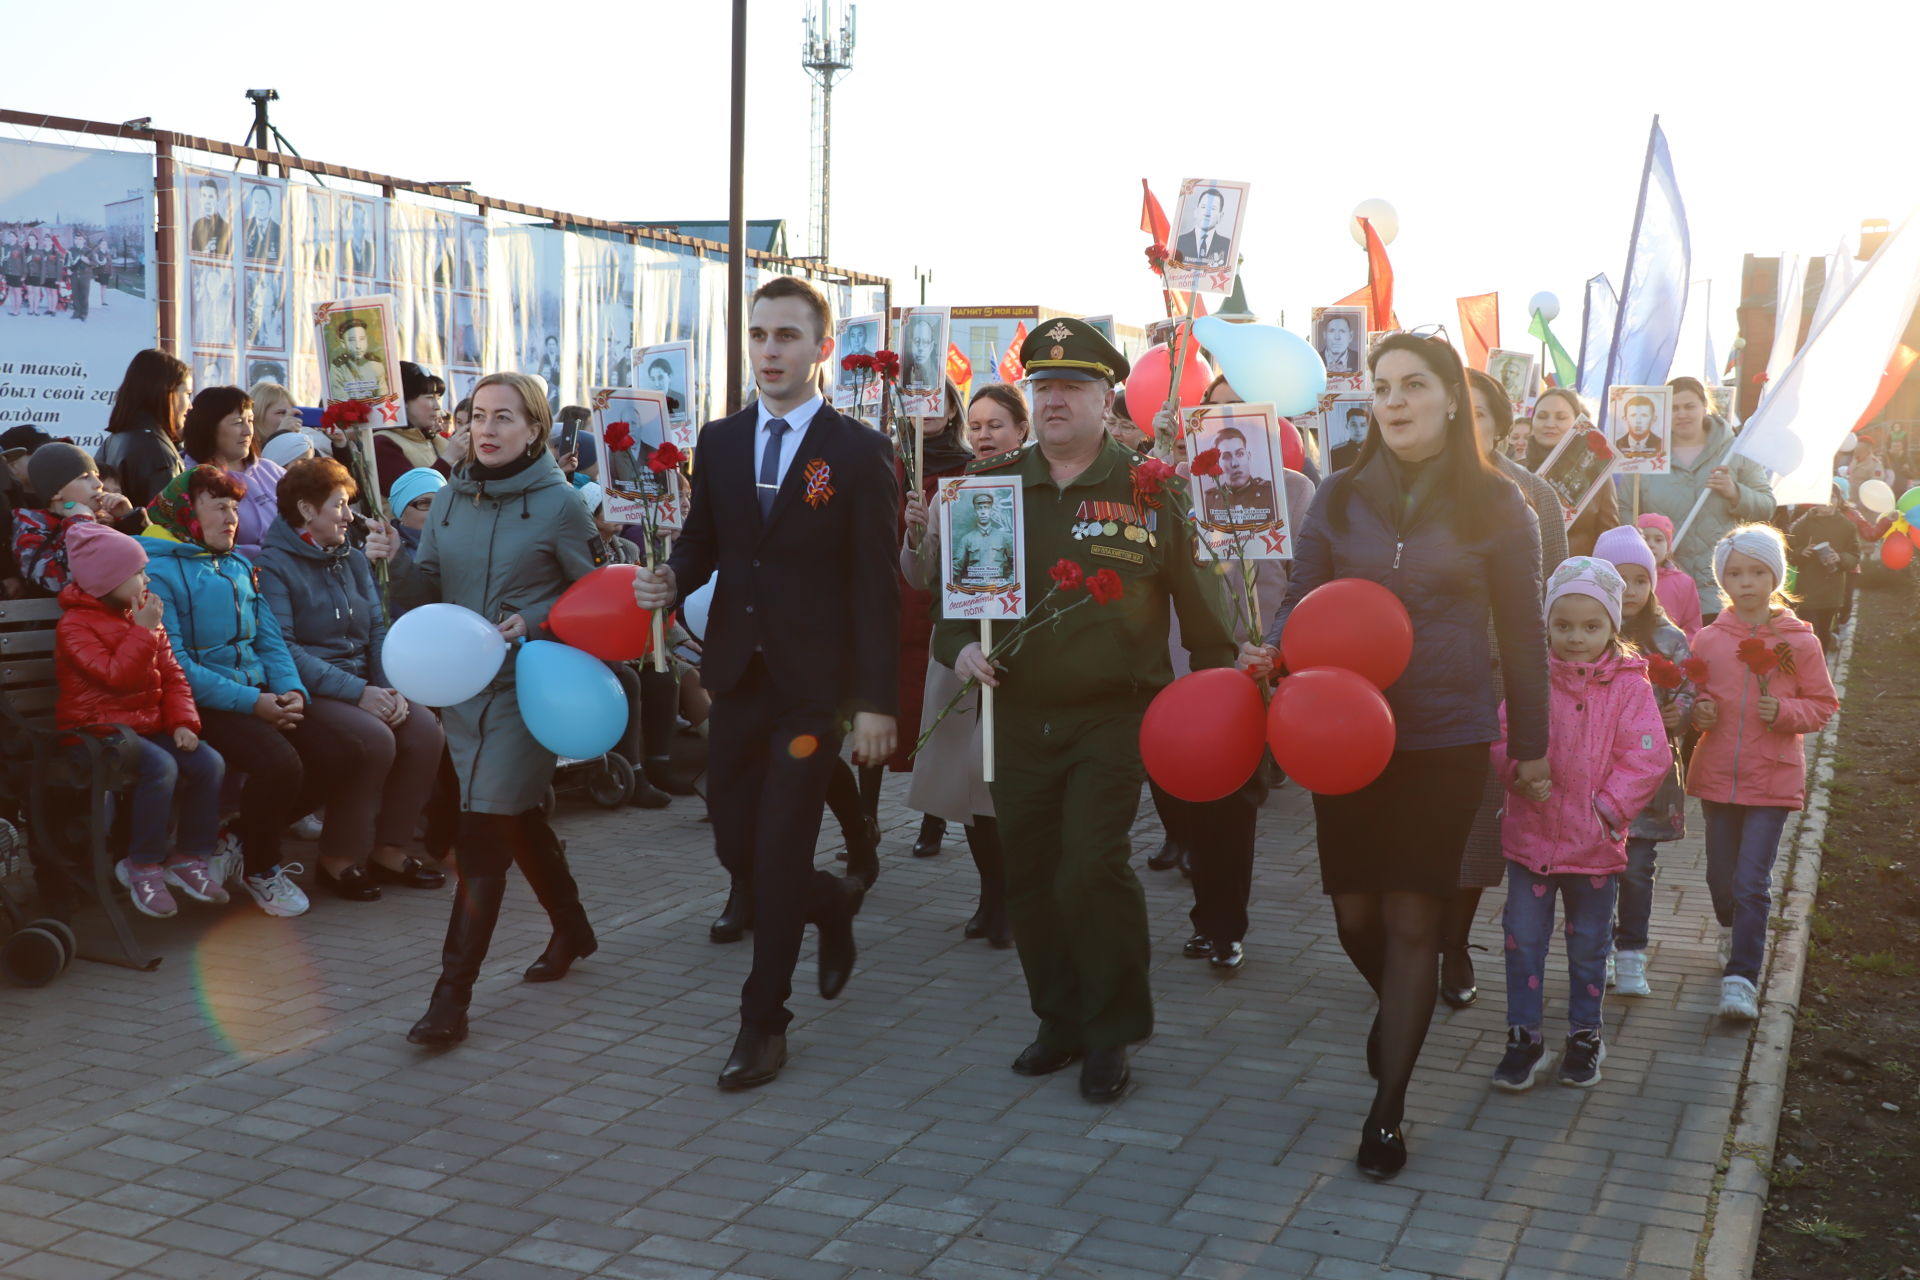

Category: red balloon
[1126, 341, 1212, 433]
[1139, 668, 1267, 802]
[548, 565, 656, 662]
[1882, 535, 1914, 571]
[1281, 578, 1414, 690]
[1266, 667, 1396, 795]
[1276, 417, 1305, 473]
[1907, 523, 1920, 550]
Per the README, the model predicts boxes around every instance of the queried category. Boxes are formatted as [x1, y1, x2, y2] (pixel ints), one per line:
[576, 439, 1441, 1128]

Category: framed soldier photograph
[184, 170, 232, 257]
[241, 181, 283, 262]
[243, 267, 285, 350]
[1186, 401, 1291, 558]
[897, 306, 950, 419]
[1312, 305, 1369, 390]
[1487, 348, 1539, 412]
[589, 387, 683, 530]
[1607, 384, 1672, 476]
[189, 261, 236, 349]
[1534, 426, 1619, 525]
[634, 339, 696, 440]
[1319, 394, 1373, 473]
[313, 294, 403, 421]
[938, 474, 1027, 620]
[834, 311, 885, 410]
[1165, 177, 1250, 297]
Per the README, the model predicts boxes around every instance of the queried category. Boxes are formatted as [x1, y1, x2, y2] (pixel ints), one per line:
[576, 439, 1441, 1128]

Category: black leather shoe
[1209, 940, 1246, 971]
[964, 900, 1013, 949]
[1079, 1047, 1130, 1102]
[1182, 933, 1212, 959]
[524, 930, 598, 982]
[406, 981, 469, 1047]
[1440, 946, 1479, 1008]
[644, 755, 698, 797]
[910, 814, 946, 858]
[710, 882, 752, 944]
[845, 816, 880, 890]
[631, 777, 671, 809]
[1147, 839, 1185, 871]
[369, 856, 445, 890]
[1357, 1123, 1407, 1180]
[1177, 845, 1193, 879]
[717, 1027, 787, 1091]
[1011, 1042, 1080, 1076]
[318, 864, 381, 902]
[817, 877, 863, 999]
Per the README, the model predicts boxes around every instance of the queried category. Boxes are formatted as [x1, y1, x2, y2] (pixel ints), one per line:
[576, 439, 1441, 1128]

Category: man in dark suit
[1173, 188, 1232, 269]
[189, 179, 230, 255]
[633, 275, 900, 1090]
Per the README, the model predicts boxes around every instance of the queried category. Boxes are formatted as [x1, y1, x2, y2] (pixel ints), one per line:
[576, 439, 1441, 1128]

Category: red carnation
[1048, 559, 1084, 592]
[873, 349, 901, 380]
[1646, 654, 1683, 690]
[1736, 636, 1767, 660]
[1133, 457, 1178, 494]
[1190, 447, 1223, 478]
[1740, 647, 1780, 679]
[1682, 657, 1709, 683]
[321, 399, 371, 431]
[1146, 243, 1170, 275]
[1086, 568, 1125, 605]
[841, 353, 875, 374]
[603, 421, 635, 453]
[1584, 430, 1608, 456]
[648, 441, 685, 473]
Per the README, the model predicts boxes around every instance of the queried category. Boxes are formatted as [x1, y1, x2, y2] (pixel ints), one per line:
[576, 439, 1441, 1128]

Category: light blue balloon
[517, 640, 627, 760]
[1193, 317, 1328, 416]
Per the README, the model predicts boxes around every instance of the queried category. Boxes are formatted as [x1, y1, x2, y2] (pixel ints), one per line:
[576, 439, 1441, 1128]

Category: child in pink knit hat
[1634, 513, 1703, 638]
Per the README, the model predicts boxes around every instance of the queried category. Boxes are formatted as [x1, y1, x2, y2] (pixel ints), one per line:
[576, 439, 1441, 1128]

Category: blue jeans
[124, 734, 226, 865]
[1503, 862, 1617, 1035]
[1613, 837, 1659, 952]
[1701, 801, 1791, 983]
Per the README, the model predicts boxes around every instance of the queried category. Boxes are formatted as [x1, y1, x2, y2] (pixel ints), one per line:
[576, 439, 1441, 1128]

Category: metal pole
[251, 96, 271, 176]
[819, 76, 833, 262]
[155, 138, 177, 356]
[727, 0, 747, 414]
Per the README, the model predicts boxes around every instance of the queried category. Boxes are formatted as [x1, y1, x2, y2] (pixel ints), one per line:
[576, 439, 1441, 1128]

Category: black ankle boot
[525, 906, 597, 982]
[711, 880, 752, 943]
[644, 755, 697, 796]
[407, 980, 471, 1046]
[911, 814, 946, 858]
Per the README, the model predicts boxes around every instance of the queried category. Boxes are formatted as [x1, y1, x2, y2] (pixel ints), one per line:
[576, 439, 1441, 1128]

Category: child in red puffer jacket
[54, 522, 228, 920]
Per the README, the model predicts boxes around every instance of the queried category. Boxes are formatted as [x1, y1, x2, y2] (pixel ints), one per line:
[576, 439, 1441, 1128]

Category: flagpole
[1601, 115, 1663, 433]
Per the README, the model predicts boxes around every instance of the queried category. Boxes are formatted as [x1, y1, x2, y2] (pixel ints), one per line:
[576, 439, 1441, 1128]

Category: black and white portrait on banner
[193, 352, 232, 391]
[190, 261, 236, 349]
[244, 268, 285, 350]
[453, 292, 485, 365]
[241, 182, 282, 261]
[1312, 306, 1368, 388]
[300, 188, 336, 283]
[345, 198, 383, 279]
[1322, 394, 1372, 473]
[460, 216, 488, 292]
[1165, 177, 1250, 296]
[834, 312, 884, 410]
[247, 359, 288, 388]
[187, 171, 232, 256]
[634, 340, 695, 436]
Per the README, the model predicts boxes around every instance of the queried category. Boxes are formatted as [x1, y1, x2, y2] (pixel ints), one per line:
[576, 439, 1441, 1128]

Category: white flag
[1763, 253, 1807, 389]
[1734, 207, 1920, 506]
[1810, 237, 1856, 332]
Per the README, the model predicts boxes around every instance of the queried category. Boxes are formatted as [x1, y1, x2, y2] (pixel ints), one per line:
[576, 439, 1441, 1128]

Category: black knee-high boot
[638, 666, 695, 795]
[963, 817, 1012, 948]
[827, 759, 880, 888]
[516, 809, 597, 982]
[408, 814, 513, 1045]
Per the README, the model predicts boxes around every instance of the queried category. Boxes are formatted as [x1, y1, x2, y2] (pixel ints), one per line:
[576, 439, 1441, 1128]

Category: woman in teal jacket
[141, 466, 340, 918]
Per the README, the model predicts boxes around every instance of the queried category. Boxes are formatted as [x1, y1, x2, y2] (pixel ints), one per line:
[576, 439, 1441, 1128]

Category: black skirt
[1313, 742, 1492, 896]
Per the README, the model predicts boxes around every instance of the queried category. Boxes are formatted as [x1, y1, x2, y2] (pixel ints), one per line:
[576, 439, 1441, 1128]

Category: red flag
[1169, 292, 1210, 319]
[1337, 284, 1398, 330]
[946, 343, 972, 388]
[1140, 180, 1171, 245]
[1360, 217, 1394, 333]
[1456, 293, 1500, 370]
[1853, 344, 1920, 432]
[999, 322, 1028, 382]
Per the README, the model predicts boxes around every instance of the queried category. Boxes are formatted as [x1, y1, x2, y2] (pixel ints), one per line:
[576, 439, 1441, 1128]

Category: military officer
[933, 318, 1236, 1103]
[1199, 426, 1276, 527]
[329, 316, 388, 402]
[951, 490, 1016, 584]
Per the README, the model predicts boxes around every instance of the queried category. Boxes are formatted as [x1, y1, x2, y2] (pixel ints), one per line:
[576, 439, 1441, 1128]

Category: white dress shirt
[754, 394, 823, 493]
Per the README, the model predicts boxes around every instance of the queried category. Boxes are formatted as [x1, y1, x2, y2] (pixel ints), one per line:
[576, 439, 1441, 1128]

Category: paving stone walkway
[0, 762, 1770, 1279]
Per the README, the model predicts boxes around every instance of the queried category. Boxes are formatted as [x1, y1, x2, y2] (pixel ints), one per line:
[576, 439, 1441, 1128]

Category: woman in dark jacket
[1786, 486, 1862, 652]
[255, 457, 446, 901]
[98, 349, 190, 509]
[1243, 333, 1550, 1181]
[392, 371, 603, 1047]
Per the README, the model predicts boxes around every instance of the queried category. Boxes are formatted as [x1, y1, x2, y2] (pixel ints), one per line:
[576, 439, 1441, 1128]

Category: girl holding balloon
[391, 371, 605, 1048]
[1239, 331, 1550, 1181]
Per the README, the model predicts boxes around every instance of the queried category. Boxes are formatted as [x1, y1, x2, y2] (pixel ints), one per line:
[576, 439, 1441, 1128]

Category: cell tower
[801, 2, 856, 260]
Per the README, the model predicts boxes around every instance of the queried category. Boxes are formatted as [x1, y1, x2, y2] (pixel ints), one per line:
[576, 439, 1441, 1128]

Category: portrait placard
[313, 294, 403, 422]
[938, 475, 1027, 620]
[1186, 402, 1292, 558]
[632, 340, 697, 441]
[1165, 178, 1249, 297]
[1607, 385, 1672, 476]
[1534, 427, 1619, 526]
[834, 311, 886, 411]
[1487, 348, 1539, 412]
[1320, 394, 1373, 472]
[590, 387, 684, 531]
[1311, 306, 1369, 391]
[896, 306, 950, 419]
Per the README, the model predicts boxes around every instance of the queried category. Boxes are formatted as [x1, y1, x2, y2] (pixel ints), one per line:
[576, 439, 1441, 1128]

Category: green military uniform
[932, 320, 1236, 1056]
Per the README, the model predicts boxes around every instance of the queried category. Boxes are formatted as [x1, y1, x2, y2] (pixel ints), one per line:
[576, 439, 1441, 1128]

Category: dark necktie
[758, 418, 789, 519]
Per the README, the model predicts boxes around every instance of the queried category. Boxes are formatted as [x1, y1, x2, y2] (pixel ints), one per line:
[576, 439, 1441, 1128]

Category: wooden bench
[0, 597, 158, 970]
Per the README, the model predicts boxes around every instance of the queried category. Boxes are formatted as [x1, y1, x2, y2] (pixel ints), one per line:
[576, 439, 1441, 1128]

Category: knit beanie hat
[1712, 524, 1788, 592]
[64, 520, 148, 599]
[1634, 512, 1674, 543]
[261, 431, 317, 469]
[576, 480, 606, 517]
[27, 442, 96, 502]
[1831, 475, 1850, 500]
[1592, 525, 1658, 581]
[387, 467, 446, 516]
[1545, 556, 1626, 632]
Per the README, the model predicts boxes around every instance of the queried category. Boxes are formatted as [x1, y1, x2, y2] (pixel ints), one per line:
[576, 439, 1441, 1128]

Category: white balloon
[382, 603, 507, 707]
[1859, 478, 1896, 515]
[1842, 432, 1860, 452]
[1528, 291, 1561, 323]
[683, 577, 717, 642]
[1348, 199, 1398, 247]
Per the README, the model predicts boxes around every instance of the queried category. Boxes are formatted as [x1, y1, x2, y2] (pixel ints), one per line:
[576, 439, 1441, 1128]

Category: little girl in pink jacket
[1687, 524, 1837, 1023]
[1489, 558, 1668, 1093]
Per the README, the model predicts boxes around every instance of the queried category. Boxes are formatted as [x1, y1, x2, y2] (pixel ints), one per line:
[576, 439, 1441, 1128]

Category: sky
[6, 0, 1918, 366]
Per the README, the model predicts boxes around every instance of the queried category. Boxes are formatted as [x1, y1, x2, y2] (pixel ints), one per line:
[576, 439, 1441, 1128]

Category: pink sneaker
[163, 856, 231, 905]
[116, 859, 179, 919]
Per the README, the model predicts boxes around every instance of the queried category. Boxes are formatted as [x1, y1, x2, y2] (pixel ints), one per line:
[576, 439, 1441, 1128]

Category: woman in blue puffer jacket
[1243, 332, 1551, 1182]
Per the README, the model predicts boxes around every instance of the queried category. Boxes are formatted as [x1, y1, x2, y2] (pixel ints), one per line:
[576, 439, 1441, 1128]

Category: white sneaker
[1605, 952, 1617, 988]
[1716, 926, 1733, 970]
[291, 811, 324, 842]
[243, 864, 310, 918]
[1613, 949, 1652, 997]
[1718, 975, 1758, 1022]
[208, 829, 243, 887]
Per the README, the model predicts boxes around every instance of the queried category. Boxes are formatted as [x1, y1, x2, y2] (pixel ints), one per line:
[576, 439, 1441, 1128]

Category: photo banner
[0, 139, 157, 449]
